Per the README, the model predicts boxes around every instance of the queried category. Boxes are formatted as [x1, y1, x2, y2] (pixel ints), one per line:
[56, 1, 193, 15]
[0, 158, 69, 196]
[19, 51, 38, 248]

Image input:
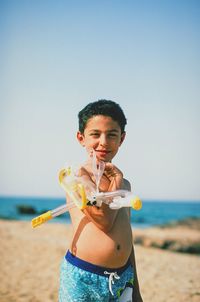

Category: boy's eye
[89, 132, 118, 138]
[90, 133, 99, 137]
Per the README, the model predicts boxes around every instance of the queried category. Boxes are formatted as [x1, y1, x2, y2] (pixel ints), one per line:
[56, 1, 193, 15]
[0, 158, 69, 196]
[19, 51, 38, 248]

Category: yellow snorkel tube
[31, 167, 87, 228]
[58, 167, 87, 210]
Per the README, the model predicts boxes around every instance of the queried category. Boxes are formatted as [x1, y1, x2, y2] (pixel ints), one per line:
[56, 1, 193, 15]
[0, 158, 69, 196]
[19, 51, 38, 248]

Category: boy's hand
[103, 163, 123, 191]
[104, 163, 123, 179]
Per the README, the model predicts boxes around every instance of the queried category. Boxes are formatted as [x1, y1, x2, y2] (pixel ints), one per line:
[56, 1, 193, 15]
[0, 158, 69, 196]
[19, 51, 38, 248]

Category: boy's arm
[126, 182, 143, 301]
[130, 244, 143, 301]
[127, 207, 143, 301]
[81, 163, 123, 233]
[83, 203, 118, 232]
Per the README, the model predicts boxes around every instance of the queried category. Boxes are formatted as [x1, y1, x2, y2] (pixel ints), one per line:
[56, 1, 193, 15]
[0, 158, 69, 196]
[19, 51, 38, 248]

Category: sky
[0, 0, 200, 201]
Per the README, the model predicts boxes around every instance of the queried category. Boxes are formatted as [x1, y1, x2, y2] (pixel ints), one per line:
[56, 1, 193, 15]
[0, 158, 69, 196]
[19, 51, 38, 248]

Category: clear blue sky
[1, 0, 200, 200]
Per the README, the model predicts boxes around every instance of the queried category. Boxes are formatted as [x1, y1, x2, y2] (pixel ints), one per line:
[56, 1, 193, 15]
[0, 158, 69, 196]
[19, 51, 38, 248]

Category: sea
[0, 196, 200, 228]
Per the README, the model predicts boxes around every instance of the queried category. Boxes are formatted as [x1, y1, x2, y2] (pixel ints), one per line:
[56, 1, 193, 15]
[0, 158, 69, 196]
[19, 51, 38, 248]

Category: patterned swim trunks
[59, 250, 134, 302]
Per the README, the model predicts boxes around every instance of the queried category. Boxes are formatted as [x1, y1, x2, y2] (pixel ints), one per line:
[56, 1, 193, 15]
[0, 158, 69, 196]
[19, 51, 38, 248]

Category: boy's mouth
[95, 150, 110, 155]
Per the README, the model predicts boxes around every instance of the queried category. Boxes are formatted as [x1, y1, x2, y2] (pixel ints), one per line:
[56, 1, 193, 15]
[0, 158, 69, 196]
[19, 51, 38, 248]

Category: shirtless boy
[59, 100, 143, 301]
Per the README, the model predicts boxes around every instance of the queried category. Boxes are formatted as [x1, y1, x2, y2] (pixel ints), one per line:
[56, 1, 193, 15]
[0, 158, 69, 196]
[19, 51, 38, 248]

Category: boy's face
[77, 115, 126, 162]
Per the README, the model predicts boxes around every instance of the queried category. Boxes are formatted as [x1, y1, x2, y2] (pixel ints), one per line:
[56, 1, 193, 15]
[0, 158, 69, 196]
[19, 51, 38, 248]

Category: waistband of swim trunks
[65, 250, 131, 277]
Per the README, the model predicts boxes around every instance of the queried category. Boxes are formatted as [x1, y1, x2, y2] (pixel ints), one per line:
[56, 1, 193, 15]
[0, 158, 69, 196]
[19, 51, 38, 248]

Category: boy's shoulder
[78, 164, 96, 185]
[123, 178, 131, 191]
[78, 164, 92, 177]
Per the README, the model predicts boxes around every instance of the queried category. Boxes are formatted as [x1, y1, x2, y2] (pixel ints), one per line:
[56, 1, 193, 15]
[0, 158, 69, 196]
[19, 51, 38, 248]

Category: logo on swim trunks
[117, 278, 134, 302]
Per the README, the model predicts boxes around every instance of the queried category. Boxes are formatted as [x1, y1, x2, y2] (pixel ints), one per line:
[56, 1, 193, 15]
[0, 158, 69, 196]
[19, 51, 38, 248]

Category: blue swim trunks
[59, 250, 134, 302]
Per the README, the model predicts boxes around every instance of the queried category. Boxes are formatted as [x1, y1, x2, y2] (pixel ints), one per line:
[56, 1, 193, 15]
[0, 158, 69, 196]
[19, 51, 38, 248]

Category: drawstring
[104, 271, 120, 296]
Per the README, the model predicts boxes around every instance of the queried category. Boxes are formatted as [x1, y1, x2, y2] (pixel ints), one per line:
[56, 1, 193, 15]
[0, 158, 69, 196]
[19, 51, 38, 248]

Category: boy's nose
[99, 134, 108, 146]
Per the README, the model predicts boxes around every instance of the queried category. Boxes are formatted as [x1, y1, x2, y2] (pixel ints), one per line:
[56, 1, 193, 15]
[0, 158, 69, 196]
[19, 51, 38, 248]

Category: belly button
[116, 244, 120, 250]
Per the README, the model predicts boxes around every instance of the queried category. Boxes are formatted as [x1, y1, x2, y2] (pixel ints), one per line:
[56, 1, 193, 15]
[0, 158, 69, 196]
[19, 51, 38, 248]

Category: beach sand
[0, 219, 200, 302]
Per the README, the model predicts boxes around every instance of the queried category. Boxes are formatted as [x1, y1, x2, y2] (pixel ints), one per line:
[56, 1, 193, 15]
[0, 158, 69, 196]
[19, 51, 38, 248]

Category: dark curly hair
[78, 99, 127, 134]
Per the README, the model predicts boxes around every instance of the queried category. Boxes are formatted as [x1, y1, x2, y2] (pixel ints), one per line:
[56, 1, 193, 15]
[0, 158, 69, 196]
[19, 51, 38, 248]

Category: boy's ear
[77, 131, 85, 146]
[119, 132, 126, 146]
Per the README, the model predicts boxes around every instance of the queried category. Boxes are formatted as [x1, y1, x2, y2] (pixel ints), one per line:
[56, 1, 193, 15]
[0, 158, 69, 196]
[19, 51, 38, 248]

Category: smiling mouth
[95, 150, 110, 154]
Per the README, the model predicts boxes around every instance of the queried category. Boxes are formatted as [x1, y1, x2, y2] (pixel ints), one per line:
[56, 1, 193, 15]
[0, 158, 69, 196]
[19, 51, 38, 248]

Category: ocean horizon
[0, 196, 200, 228]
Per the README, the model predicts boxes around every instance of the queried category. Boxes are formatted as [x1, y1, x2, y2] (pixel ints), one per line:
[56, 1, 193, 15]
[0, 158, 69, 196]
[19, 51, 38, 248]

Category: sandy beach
[0, 219, 200, 302]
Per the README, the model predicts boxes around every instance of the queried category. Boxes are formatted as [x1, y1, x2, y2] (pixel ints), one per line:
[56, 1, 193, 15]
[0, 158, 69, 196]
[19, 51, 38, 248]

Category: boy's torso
[68, 166, 133, 268]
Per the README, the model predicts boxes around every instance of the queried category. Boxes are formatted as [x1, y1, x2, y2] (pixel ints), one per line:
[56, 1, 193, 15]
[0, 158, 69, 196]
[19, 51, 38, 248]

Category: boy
[59, 100, 143, 301]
